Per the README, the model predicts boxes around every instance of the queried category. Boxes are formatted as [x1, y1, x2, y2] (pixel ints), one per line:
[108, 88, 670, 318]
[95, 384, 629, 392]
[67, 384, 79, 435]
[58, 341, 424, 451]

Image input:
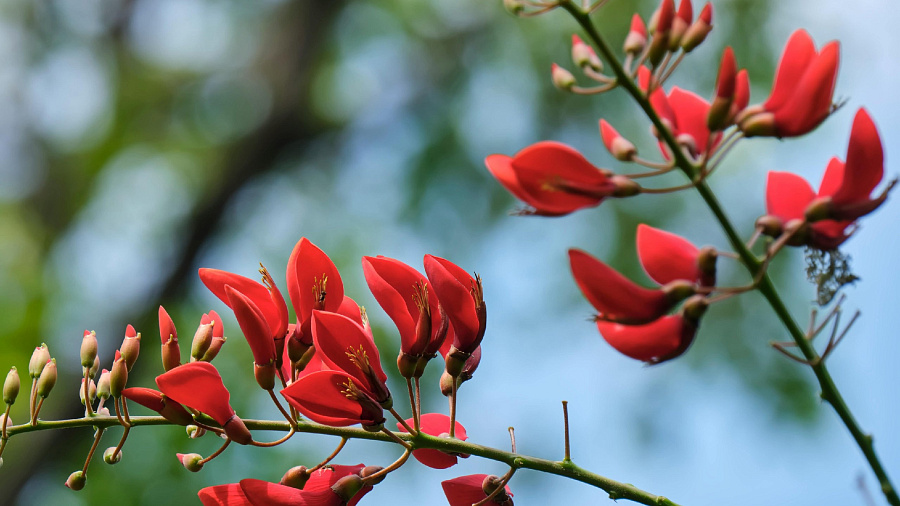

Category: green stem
[4, 415, 679, 506]
[560, 4, 898, 504]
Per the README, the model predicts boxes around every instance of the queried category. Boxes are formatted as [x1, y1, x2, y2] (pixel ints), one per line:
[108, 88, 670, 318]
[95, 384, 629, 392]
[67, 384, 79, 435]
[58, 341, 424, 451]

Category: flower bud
[96, 369, 111, 400]
[440, 370, 458, 397]
[89, 354, 100, 379]
[571, 35, 602, 71]
[177, 453, 204, 472]
[551, 64, 576, 90]
[186, 424, 206, 439]
[668, 0, 692, 50]
[681, 294, 709, 322]
[624, 14, 647, 55]
[79, 379, 97, 406]
[110, 351, 128, 398]
[29, 344, 50, 379]
[279, 466, 309, 490]
[80, 330, 98, 369]
[120, 325, 141, 372]
[4, 367, 19, 405]
[331, 475, 365, 503]
[599, 120, 637, 161]
[610, 175, 641, 198]
[0, 413, 12, 431]
[738, 111, 776, 137]
[503, 0, 524, 15]
[397, 352, 418, 379]
[755, 215, 784, 238]
[681, 2, 712, 52]
[161, 337, 181, 372]
[804, 196, 832, 223]
[190, 322, 215, 362]
[36, 359, 57, 399]
[96, 407, 110, 416]
[103, 447, 122, 464]
[254, 362, 277, 391]
[200, 335, 226, 362]
[65, 470, 86, 491]
[697, 246, 718, 288]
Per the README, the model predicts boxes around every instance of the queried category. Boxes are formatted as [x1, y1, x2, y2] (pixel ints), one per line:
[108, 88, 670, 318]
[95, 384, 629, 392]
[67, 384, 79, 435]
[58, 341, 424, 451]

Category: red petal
[280, 370, 378, 427]
[569, 249, 671, 322]
[199, 483, 250, 506]
[831, 108, 884, 205]
[630, 13, 647, 37]
[424, 255, 481, 350]
[442, 474, 512, 506]
[817, 157, 846, 198]
[676, 0, 692, 23]
[773, 41, 839, 137]
[656, 0, 675, 33]
[337, 296, 364, 325]
[596, 315, 695, 363]
[286, 238, 345, 326]
[303, 465, 373, 506]
[199, 268, 287, 340]
[203, 310, 225, 338]
[764, 29, 816, 113]
[397, 413, 467, 469]
[122, 387, 165, 413]
[636, 224, 700, 285]
[155, 362, 234, 425]
[731, 69, 750, 114]
[311, 310, 388, 387]
[638, 67, 677, 129]
[225, 286, 276, 366]
[362, 256, 426, 353]
[697, 2, 711, 23]
[505, 142, 611, 215]
[668, 87, 718, 154]
[766, 171, 815, 222]
[158, 305, 177, 344]
[599, 119, 622, 153]
[125, 324, 137, 338]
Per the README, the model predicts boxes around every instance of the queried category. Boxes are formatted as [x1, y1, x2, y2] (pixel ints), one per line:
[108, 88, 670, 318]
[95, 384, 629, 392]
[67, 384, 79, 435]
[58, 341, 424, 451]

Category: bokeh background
[0, 0, 897, 505]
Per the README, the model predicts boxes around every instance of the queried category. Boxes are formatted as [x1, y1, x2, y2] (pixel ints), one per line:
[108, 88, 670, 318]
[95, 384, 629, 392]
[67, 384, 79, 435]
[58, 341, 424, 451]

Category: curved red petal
[204, 310, 225, 338]
[199, 483, 250, 506]
[442, 474, 512, 506]
[311, 310, 388, 386]
[155, 362, 234, 425]
[668, 87, 717, 154]
[362, 256, 421, 352]
[158, 305, 177, 344]
[286, 238, 345, 326]
[630, 13, 647, 37]
[508, 141, 611, 215]
[302, 465, 373, 506]
[122, 387, 164, 413]
[817, 157, 846, 198]
[599, 119, 621, 153]
[596, 315, 695, 363]
[397, 413, 467, 469]
[773, 41, 839, 137]
[337, 296, 364, 325]
[832, 108, 884, 205]
[636, 224, 700, 285]
[714, 47, 736, 99]
[125, 324, 137, 338]
[765, 29, 816, 113]
[424, 255, 481, 350]
[568, 249, 670, 322]
[732, 69, 750, 114]
[199, 268, 285, 339]
[280, 370, 376, 427]
[225, 286, 276, 366]
[766, 171, 815, 221]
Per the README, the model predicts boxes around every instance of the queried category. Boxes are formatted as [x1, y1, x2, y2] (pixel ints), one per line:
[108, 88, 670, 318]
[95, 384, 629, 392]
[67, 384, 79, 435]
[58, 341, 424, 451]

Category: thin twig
[308, 437, 348, 473]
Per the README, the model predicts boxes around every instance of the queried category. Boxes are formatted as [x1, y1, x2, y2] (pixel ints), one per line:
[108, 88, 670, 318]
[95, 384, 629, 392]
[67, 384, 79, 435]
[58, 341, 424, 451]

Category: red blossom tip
[155, 362, 235, 427]
[158, 305, 176, 344]
[636, 224, 701, 285]
[286, 238, 345, 329]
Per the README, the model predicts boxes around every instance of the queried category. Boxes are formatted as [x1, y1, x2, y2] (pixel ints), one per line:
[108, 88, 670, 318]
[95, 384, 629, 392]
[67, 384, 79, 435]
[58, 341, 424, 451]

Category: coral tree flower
[224, 285, 278, 390]
[158, 306, 181, 371]
[281, 369, 385, 429]
[286, 238, 345, 345]
[484, 141, 638, 216]
[362, 255, 449, 378]
[156, 362, 252, 444]
[121, 387, 193, 426]
[442, 474, 513, 506]
[199, 465, 373, 506]
[739, 29, 839, 137]
[765, 108, 891, 249]
[638, 67, 720, 159]
[397, 413, 467, 469]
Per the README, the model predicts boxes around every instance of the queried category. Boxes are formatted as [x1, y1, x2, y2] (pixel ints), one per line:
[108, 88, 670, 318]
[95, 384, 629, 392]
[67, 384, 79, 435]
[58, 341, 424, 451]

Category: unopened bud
[681, 295, 709, 322]
[254, 362, 277, 391]
[503, 0, 524, 15]
[681, 2, 712, 52]
[287, 330, 311, 365]
[624, 14, 647, 55]
[79, 379, 97, 406]
[200, 336, 226, 362]
[482, 475, 512, 502]
[120, 325, 141, 372]
[600, 120, 637, 161]
[223, 415, 253, 445]
[37, 359, 57, 399]
[190, 322, 214, 362]
[440, 370, 458, 397]
[89, 354, 100, 379]
[177, 453, 204, 472]
[80, 330, 98, 369]
[331, 474, 365, 502]
[755, 215, 784, 238]
[571, 35, 603, 71]
[4, 367, 19, 405]
[29, 344, 50, 379]
[397, 352, 418, 379]
[551, 64, 576, 90]
[96, 369, 111, 400]
[65, 470, 86, 491]
[103, 447, 122, 464]
[186, 424, 206, 439]
[279, 466, 310, 489]
[804, 196, 832, 223]
[697, 246, 718, 288]
[161, 337, 181, 372]
[110, 352, 128, 398]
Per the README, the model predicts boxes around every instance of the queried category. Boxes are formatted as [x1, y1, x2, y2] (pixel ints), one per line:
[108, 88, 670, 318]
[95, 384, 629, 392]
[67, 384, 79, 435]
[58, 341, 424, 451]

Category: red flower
[740, 29, 839, 137]
[121, 387, 193, 426]
[159, 306, 181, 372]
[595, 314, 699, 364]
[765, 108, 890, 249]
[199, 267, 289, 347]
[198, 310, 226, 362]
[156, 362, 252, 444]
[636, 223, 715, 287]
[286, 238, 345, 345]
[304, 464, 373, 506]
[397, 413, 467, 469]
[484, 141, 637, 216]
[441, 474, 513, 506]
[423, 255, 486, 354]
[638, 67, 721, 159]
[280, 370, 385, 429]
[199, 466, 373, 506]
[310, 310, 391, 407]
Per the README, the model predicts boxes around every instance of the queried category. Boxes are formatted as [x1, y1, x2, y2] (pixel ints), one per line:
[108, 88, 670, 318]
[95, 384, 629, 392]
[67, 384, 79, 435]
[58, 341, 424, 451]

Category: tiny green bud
[177, 453, 204, 472]
[4, 367, 19, 405]
[109, 353, 128, 398]
[79, 379, 97, 406]
[36, 359, 57, 399]
[28, 344, 50, 379]
[103, 447, 123, 464]
[551, 64, 576, 91]
[81, 330, 98, 369]
[96, 369, 111, 400]
[65, 470, 86, 491]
